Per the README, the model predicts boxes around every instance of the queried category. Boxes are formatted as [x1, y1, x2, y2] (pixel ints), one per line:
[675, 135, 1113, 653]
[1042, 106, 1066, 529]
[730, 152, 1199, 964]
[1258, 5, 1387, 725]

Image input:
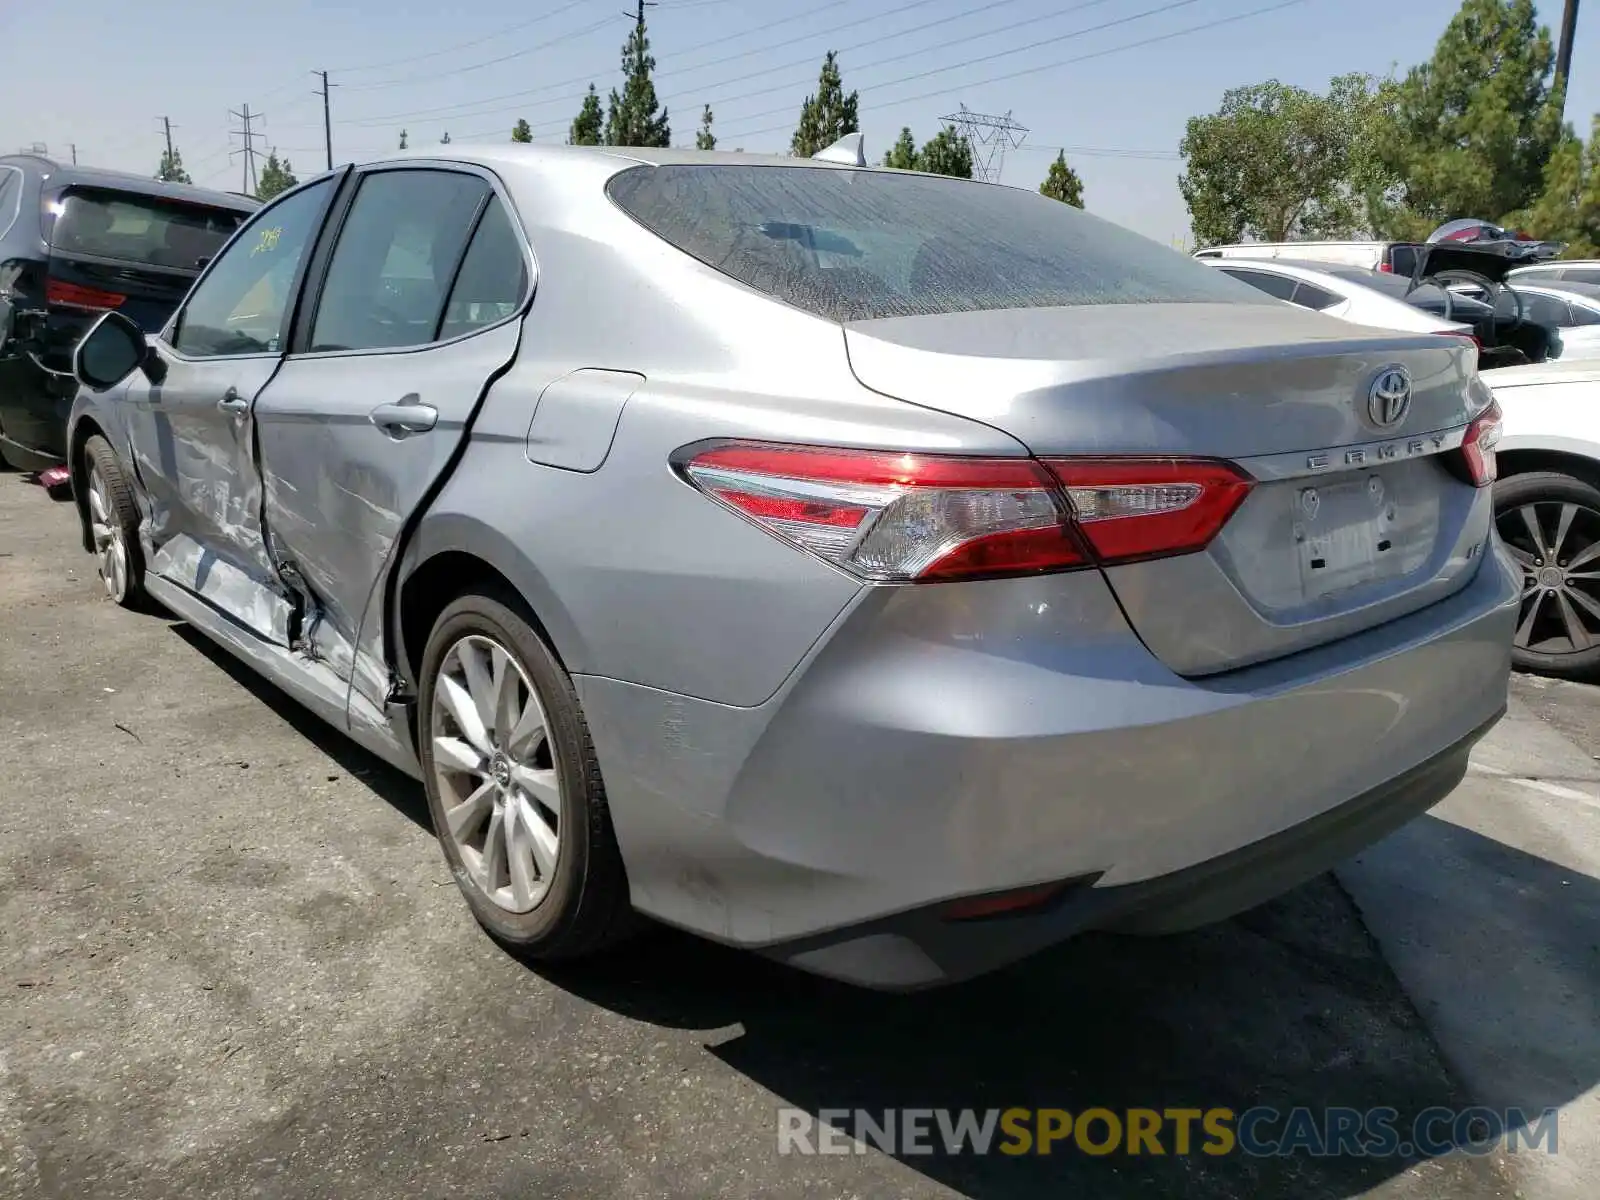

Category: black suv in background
[0, 155, 258, 470]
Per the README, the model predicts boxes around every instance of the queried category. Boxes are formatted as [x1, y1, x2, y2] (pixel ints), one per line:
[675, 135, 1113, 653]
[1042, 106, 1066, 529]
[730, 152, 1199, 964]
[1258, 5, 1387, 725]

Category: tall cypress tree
[790, 52, 859, 158]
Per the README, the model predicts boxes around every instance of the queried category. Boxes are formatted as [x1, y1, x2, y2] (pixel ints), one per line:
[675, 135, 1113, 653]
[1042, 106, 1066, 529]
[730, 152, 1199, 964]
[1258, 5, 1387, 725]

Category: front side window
[172, 177, 334, 358]
[607, 164, 1257, 323]
[1522, 294, 1573, 327]
[1290, 281, 1341, 311]
[309, 169, 488, 352]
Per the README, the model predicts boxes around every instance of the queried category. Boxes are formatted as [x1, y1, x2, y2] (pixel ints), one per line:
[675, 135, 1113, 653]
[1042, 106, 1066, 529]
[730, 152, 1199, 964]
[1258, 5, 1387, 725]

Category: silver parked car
[66, 144, 1519, 990]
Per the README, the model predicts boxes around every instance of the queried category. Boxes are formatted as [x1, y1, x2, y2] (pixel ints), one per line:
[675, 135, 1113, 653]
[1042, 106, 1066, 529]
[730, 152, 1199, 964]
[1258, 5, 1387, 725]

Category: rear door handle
[369, 398, 439, 434]
[217, 386, 248, 414]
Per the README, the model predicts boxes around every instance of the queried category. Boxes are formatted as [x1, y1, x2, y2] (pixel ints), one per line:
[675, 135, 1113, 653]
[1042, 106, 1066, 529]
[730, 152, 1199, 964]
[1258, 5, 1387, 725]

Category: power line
[342, 14, 617, 91]
[340, 0, 874, 126]
[330, 0, 596, 73]
[454, 0, 1130, 141]
[710, 0, 1205, 138]
[661, 0, 1106, 108]
[716, 0, 1308, 142]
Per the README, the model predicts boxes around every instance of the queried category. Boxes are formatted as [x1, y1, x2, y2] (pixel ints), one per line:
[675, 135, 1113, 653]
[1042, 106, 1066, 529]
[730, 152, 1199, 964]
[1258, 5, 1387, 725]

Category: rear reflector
[941, 882, 1070, 921]
[1460, 399, 1502, 486]
[46, 278, 126, 311]
[677, 441, 1254, 583]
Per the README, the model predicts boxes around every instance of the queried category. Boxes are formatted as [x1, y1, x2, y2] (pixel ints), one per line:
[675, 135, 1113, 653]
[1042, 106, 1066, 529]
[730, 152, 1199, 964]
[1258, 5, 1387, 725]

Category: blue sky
[1, 0, 1593, 244]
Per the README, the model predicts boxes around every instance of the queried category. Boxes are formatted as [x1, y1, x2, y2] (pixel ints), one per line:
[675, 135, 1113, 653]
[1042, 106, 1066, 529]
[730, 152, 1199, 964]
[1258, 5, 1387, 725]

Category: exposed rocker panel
[150, 533, 294, 646]
[525, 369, 645, 472]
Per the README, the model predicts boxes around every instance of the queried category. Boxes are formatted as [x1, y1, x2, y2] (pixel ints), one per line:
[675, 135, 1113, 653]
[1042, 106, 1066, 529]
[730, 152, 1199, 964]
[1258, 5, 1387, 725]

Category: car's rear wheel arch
[1498, 448, 1600, 493]
[396, 550, 573, 695]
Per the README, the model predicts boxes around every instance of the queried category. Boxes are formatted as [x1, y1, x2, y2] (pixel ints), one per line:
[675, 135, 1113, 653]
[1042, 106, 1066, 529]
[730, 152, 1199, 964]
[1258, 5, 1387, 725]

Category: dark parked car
[0, 155, 257, 470]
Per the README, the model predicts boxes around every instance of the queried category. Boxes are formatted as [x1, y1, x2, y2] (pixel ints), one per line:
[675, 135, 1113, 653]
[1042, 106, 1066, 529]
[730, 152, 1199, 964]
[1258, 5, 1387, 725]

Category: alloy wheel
[1497, 499, 1600, 657]
[87, 464, 128, 601]
[429, 634, 563, 913]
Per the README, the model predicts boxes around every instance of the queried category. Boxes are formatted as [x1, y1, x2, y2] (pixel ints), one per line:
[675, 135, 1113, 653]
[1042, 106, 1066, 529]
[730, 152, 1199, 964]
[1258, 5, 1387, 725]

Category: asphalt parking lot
[2, 463, 1596, 1200]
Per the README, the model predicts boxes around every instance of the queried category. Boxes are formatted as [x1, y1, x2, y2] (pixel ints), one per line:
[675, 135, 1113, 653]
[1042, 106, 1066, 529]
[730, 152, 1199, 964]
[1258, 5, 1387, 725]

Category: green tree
[695, 104, 716, 150]
[882, 127, 917, 170]
[604, 3, 670, 147]
[156, 146, 191, 184]
[1507, 114, 1600, 256]
[512, 118, 532, 143]
[1179, 76, 1386, 246]
[1372, 0, 1567, 237]
[570, 84, 605, 146]
[790, 51, 859, 157]
[398, 129, 409, 150]
[256, 150, 298, 201]
[915, 127, 972, 178]
[1039, 151, 1085, 207]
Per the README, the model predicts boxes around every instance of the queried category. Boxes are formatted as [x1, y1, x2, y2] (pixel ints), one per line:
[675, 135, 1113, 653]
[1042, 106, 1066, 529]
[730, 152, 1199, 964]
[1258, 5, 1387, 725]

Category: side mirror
[74, 310, 156, 391]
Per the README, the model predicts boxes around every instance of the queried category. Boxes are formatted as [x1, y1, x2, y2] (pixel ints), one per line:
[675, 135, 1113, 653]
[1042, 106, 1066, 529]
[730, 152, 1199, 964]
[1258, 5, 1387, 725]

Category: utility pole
[1555, 0, 1581, 102]
[70, 143, 78, 165]
[160, 116, 175, 163]
[229, 103, 264, 195]
[313, 70, 335, 170]
[939, 105, 1028, 184]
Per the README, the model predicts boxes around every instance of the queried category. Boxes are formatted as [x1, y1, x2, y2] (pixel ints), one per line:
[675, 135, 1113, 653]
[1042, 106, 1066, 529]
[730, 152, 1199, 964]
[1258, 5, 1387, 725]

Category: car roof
[1518, 280, 1600, 303]
[1510, 259, 1600, 271]
[373, 142, 928, 176]
[0, 153, 259, 211]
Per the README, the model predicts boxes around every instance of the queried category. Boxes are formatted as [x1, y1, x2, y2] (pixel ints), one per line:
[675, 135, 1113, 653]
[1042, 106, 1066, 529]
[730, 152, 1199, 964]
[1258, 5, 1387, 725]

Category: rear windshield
[50, 188, 248, 271]
[606, 164, 1258, 323]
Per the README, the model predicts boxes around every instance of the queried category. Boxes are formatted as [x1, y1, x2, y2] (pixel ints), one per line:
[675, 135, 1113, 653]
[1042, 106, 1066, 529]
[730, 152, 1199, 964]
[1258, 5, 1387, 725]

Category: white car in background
[1197, 257, 1483, 335]
[1446, 280, 1600, 360]
[1508, 259, 1600, 288]
[1488, 358, 1600, 678]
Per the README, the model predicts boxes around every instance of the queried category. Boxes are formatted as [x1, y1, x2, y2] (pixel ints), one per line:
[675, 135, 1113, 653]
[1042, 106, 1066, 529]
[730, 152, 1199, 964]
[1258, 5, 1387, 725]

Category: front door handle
[369, 398, 439, 434]
[217, 386, 248, 414]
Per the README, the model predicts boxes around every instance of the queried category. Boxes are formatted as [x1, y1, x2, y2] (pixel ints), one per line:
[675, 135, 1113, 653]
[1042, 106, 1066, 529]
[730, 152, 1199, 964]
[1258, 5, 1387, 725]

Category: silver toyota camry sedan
[64, 142, 1518, 990]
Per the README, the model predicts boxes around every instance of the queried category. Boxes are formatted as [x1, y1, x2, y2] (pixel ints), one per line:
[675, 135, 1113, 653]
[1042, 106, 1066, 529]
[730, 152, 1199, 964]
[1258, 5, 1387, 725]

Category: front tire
[82, 435, 146, 608]
[1494, 470, 1600, 680]
[417, 590, 636, 959]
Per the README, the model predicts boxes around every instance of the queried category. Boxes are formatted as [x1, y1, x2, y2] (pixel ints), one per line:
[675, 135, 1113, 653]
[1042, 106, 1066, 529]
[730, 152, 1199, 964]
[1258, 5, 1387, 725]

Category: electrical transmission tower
[939, 105, 1028, 183]
[230, 103, 265, 195]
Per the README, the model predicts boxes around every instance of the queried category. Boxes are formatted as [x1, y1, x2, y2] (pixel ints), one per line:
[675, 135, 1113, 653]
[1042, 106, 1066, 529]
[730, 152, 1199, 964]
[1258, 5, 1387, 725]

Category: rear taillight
[677, 442, 1254, 583]
[46, 278, 126, 311]
[1378, 262, 1393, 273]
[1460, 399, 1502, 487]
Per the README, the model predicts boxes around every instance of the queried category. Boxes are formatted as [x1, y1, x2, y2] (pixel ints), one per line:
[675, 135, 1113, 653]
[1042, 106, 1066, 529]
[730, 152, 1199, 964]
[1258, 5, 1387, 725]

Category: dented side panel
[253, 319, 523, 712]
[123, 347, 292, 644]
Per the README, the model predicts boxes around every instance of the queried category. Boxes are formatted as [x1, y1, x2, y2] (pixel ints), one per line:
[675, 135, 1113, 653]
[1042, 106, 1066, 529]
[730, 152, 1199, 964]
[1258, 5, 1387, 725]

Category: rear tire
[82, 435, 146, 608]
[417, 589, 638, 960]
[1494, 470, 1600, 681]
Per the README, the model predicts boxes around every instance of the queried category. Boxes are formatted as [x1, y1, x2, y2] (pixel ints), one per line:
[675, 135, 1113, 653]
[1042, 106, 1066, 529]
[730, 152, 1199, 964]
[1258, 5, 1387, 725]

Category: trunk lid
[844, 302, 1493, 676]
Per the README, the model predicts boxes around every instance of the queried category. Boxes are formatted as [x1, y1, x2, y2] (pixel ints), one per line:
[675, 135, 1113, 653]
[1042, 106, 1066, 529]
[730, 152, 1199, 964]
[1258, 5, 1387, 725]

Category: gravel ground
[0, 465, 1573, 1199]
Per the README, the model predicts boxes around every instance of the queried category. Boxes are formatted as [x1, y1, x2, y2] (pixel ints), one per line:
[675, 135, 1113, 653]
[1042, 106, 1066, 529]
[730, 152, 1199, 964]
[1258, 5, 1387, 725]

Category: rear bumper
[0, 356, 72, 468]
[765, 708, 1497, 988]
[576, 541, 1519, 988]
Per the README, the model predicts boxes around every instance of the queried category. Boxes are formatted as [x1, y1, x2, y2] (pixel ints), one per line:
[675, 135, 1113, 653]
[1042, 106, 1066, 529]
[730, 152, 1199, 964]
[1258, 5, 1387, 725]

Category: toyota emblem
[1367, 367, 1413, 429]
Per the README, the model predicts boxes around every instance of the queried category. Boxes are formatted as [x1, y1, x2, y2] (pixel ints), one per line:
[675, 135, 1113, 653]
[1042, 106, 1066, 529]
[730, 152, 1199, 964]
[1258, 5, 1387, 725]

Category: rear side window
[1563, 268, 1600, 286]
[438, 196, 528, 341]
[1522, 294, 1573, 326]
[310, 169, 488, 352]
[606, 164, 1256, 323]
[1221, 268, 1297, 301]
[50, 188, 247, 269]
[1290, 281, 1340, 310]
[0, 168, 21, 237]
[1563, 300, 1600, 326]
